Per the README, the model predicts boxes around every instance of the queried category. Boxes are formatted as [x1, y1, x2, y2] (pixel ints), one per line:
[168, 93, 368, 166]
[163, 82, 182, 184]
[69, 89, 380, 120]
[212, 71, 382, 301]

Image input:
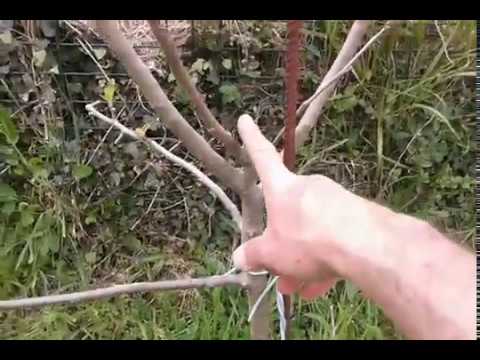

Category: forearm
[331, 200, 476, 340]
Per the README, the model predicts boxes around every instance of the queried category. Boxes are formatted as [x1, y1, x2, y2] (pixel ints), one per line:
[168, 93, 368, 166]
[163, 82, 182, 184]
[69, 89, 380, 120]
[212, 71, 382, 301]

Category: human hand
[233, 115, 377, 299]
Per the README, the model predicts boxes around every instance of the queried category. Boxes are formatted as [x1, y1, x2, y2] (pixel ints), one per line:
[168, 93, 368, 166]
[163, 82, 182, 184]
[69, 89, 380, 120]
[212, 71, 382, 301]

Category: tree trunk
[241, 167, 270, 340]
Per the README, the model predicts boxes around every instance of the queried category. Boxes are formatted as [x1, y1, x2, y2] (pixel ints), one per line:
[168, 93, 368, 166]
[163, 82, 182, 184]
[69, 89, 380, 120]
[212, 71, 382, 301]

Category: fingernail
[238, 114, 253, 130]
[233, 246, 248, 271]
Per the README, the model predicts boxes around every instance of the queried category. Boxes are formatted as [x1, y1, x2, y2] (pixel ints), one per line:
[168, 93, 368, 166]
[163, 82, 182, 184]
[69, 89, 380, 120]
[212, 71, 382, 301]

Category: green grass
[0, 20, 475, 339]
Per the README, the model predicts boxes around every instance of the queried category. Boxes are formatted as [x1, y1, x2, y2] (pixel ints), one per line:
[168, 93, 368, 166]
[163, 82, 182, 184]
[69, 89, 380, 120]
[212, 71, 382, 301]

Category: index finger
[238, 115, 291, 188]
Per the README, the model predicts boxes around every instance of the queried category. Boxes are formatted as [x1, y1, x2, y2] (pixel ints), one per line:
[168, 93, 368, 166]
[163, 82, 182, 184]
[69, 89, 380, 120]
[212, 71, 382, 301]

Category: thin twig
[86, 123, 115, 165]
[77, 38, 111, 82]
[0, 165, 11, 176]
[86, 102, 242, 231]
[0, 273, 248, 310]
[130, 185, 161, 230]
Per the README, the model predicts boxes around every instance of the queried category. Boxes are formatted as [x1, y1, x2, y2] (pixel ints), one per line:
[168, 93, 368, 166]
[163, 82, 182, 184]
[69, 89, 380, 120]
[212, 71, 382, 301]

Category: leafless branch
[0, 273, 248, 310]
[95, 20, 244, 194]
[86, 102, 243, 231]
[296, 22, 395, 118]
[147, 20, 248, 165]
[130, 185, 161, 230]
[294, 20, 371, 150]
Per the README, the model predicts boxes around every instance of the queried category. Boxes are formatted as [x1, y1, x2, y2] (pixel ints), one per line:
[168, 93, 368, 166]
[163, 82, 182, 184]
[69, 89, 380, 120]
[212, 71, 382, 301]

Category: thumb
[232, 236, 271, 272]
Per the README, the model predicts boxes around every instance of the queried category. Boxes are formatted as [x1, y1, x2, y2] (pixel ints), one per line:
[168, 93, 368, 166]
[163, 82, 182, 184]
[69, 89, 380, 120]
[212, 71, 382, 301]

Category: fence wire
[0, 20, 459, 128]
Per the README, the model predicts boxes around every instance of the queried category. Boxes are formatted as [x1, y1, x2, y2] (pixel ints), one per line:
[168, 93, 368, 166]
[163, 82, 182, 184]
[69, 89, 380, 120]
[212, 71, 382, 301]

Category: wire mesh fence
[0, 20, 464, 132]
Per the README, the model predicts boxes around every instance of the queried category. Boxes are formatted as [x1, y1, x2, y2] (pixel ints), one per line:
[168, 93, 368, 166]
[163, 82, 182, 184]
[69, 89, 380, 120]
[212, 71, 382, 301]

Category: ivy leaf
[219, 84, 241, 106]
[72, 164, 93, 181]
[0, 183, 17, 203]
[1, 201, 16, 216]
[28, 157, 49, 179]
[48, 65, 59, 75]
[0, 31, 12, 44]
[222, 58, 232, 70]
[85, 213, 97, 225]
[33, 50, 47, 68]
[191, 58, 206, 74]
[93, 48, 107, 60]
[0, 106, 18, 145]
[102, 80, 117, 106]
[122, 234, 142, 253]
[167, 72, 176, 83]
[20, 207, 35, 227]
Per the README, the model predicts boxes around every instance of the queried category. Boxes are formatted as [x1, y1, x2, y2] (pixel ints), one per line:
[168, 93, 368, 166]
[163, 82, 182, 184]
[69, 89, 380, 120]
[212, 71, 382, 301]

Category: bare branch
[294, 20, 371, 150]
[240, 172, 271, 339]
[86, 102, 242, 231]
[296, 21, 396, 118]
[147, 20, 248, 165]
[95, 20, 244, 194]
[0, 273, 248, 310]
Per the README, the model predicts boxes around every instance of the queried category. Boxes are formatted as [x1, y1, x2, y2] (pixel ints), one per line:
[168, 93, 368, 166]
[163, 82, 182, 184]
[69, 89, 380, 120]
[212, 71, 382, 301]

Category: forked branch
[95, 20, 244, 194]
[147, 20, 247, 165]
[0, 273, 248, 310]
[294, 20, 371, 150]
[296, 21, 398, 118]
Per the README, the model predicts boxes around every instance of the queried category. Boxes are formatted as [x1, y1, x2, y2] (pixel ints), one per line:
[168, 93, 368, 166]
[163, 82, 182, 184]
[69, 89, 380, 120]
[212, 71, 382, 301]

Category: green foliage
[219, 83, 241, 106]
[72, 164, 93, 181]
[101, 79, 117, 106]
[0, 183, 16, 202]
[0, 106, 18, 145]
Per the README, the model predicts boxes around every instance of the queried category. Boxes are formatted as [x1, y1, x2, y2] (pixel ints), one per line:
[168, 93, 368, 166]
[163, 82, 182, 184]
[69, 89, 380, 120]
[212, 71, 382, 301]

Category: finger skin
[277, 277, 302, 294]
[233, 236, 270, 272]
[299, 279, 337, 300]
[238, 115, 292, 190]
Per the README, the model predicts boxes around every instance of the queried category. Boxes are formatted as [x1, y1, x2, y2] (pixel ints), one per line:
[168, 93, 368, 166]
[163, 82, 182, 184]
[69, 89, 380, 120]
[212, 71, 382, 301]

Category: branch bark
[0, 274, 248, 310]
[297, 21, 401, 121]
[86, 102, 242, 231]
[95, 20, 244, 194]
[147, 20, 248, 165]
[241, 167, 271, 340]
[294, 20, 371, 150]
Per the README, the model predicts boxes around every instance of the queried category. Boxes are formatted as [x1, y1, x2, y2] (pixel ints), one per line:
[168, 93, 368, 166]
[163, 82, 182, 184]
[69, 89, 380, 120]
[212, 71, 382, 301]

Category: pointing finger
[238, 115, 292, 190]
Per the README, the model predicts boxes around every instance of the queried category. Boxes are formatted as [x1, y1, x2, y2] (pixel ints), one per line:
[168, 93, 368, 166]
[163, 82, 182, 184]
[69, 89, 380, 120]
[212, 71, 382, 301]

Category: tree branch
[241, 168, 271, 339]
[95, 20, 244, 194]
[147, 20, 248, 165]
[294, 20, 371, 150]
[0, 273, 248, 310]
[296, 21, 397, 119]
[86, 102, 242, 231]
